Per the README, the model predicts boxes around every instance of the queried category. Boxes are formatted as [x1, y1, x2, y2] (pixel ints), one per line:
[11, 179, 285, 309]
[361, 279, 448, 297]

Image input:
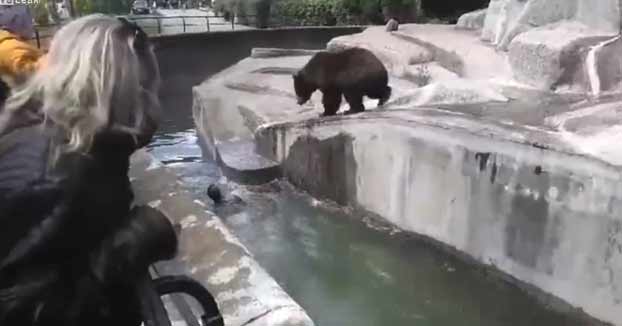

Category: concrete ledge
[250, 48, 321, 59]
[254, 110, 622, 326]
[129, 150, 314, 326]
[215, 140, 282, 185]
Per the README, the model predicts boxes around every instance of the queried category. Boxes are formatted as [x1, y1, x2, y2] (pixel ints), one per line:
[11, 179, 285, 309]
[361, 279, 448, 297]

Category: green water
[218, 187, 580, 326]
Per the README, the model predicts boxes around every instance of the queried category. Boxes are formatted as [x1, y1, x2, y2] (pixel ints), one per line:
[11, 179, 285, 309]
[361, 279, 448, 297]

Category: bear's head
[292, 71, 314, 105]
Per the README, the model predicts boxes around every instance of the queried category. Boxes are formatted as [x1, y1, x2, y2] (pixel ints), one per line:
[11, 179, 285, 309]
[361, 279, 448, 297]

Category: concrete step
[215, 140, 281, 185]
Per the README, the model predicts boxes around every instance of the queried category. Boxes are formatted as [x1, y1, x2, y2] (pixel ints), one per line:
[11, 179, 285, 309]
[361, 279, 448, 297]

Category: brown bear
[292, 47, 392, 116]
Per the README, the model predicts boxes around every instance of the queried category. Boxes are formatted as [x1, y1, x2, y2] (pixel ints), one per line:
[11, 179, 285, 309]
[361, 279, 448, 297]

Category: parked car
[131, 0, 151, 15]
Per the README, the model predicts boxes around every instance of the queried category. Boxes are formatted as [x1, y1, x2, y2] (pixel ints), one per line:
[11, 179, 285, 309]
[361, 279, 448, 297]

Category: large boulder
[327, 27, 434, 74]
[394, 24, 513, 80]
[496, 0, 575, 50]
[456, 8, 487, 30]
[575, 0, 621, 33]
[481, 0, 621, 51]
[507, 22, 611, 90]
[388, 79, 508, 108]
[480, 0, 526, 45]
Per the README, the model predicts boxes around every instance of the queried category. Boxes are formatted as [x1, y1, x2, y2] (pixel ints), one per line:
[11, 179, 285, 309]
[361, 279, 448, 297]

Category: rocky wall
[255, 112, 622, 326]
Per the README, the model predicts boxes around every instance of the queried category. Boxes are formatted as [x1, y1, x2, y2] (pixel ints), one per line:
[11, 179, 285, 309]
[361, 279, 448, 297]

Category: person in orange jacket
[0, 5, 44, 89]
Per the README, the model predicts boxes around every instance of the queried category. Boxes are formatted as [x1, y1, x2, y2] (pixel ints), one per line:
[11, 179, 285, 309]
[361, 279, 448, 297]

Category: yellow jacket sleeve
[0, 30, 43, 79]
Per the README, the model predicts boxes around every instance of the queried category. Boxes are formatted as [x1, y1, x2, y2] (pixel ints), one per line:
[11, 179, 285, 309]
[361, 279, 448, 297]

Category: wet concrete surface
[147, 128, 590, 326]
[216, 140, 281, 185]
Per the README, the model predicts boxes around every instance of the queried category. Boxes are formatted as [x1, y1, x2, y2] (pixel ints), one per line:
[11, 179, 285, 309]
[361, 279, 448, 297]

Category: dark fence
[126, 14, 244, 35]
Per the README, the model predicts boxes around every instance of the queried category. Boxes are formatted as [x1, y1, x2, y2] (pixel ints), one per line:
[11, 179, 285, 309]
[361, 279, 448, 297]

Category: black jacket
[0, 110, 166, 326]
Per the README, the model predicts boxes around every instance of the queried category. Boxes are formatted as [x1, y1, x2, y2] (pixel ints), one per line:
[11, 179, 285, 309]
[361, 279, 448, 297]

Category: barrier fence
[31, 13, 360, 49]
[30, 14, 254, 49]
[126, 14, 248, 34]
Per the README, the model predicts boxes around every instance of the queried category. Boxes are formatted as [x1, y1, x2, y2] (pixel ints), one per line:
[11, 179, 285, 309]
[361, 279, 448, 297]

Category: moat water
[148, 126, 584, 326]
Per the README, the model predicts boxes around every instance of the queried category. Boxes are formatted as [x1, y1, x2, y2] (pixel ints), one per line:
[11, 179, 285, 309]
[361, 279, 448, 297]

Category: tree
[69, 0, 133, 15]
[65, 0, 75, 17]
[33, 1, 50, 25]
[46, 0, 60, 23]
[72, 0, 91, 16]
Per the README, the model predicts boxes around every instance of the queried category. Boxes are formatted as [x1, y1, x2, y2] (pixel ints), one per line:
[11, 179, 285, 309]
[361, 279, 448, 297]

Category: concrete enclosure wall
[256, 114, 622, 326]
[152, 27, 363, 133]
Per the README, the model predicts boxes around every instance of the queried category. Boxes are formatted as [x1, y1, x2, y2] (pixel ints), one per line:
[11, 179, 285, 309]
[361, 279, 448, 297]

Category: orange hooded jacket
[0, 29, 44, 86]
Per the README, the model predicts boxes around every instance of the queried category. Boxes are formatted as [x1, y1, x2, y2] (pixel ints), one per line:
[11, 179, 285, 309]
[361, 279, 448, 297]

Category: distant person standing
[385, 18, 399, 32]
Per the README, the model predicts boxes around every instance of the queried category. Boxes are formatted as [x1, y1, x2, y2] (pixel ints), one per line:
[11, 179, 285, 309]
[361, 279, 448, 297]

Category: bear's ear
[292, 71, 300, 79]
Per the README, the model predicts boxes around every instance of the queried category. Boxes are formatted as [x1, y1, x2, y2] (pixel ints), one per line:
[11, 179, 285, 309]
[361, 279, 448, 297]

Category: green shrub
[213, 0, 271, 27]
[273, 0, 369, 26]
[381, 0, 417, 6]
[341, 0, 383, 23]
[73, 0, 93, 16]
[219, 0, 419, 27]
[33, 2, 50, 25]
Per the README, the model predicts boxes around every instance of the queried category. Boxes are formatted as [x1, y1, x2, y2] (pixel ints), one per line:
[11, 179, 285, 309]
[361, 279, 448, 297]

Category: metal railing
[30, 14, 257, 48]
[29, 13, 360, 49]
[125, 14, 254, 34]
[30, 23, 61, 49]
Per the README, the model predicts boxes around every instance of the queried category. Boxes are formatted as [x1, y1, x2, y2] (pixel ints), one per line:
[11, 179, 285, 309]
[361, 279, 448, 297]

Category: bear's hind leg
[321, 89, 342, 117]
[344, 91, 365, 115]
[367, 86, 392, 107]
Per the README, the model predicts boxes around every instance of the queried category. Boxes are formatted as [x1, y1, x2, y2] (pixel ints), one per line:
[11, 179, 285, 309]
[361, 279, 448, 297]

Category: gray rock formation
[327, 27, 434, 73]
[456, 8, 487, 30]
[192, 22, 622, 326]
[475, 0, 622, 92]
[481, 0, 620, 50]
[507, 22, 609, 90]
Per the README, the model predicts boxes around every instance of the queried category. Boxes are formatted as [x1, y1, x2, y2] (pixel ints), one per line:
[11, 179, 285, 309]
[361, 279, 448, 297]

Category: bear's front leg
[321, 88, 342, 117]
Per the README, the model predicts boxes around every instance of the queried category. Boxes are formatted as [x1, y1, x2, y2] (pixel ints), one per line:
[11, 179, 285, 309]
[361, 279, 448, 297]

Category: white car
[131, 0, 151, 15]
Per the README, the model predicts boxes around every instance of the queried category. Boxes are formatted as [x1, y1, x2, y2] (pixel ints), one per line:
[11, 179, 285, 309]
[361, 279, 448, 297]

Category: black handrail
[138, 273, 224, 326]
[155, 275, 224, 326]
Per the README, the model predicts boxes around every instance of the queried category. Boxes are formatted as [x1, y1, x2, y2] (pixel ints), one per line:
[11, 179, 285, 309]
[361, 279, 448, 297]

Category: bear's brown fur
[293, 47, 391, 116]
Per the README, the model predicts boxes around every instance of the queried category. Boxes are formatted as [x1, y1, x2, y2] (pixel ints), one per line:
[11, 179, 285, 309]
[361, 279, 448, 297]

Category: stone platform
[192, 10, 622, 324]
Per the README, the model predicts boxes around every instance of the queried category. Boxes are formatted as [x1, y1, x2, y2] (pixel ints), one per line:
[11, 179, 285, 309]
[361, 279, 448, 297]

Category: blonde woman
[0, 14, 177, 326]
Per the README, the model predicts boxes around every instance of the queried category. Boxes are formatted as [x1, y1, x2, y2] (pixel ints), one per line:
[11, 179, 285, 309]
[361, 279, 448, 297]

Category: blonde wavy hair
[2, 14, 161, 153]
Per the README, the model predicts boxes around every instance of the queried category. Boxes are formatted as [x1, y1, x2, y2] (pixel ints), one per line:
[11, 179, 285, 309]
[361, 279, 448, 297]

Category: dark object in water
[207, 184, 223, 204]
